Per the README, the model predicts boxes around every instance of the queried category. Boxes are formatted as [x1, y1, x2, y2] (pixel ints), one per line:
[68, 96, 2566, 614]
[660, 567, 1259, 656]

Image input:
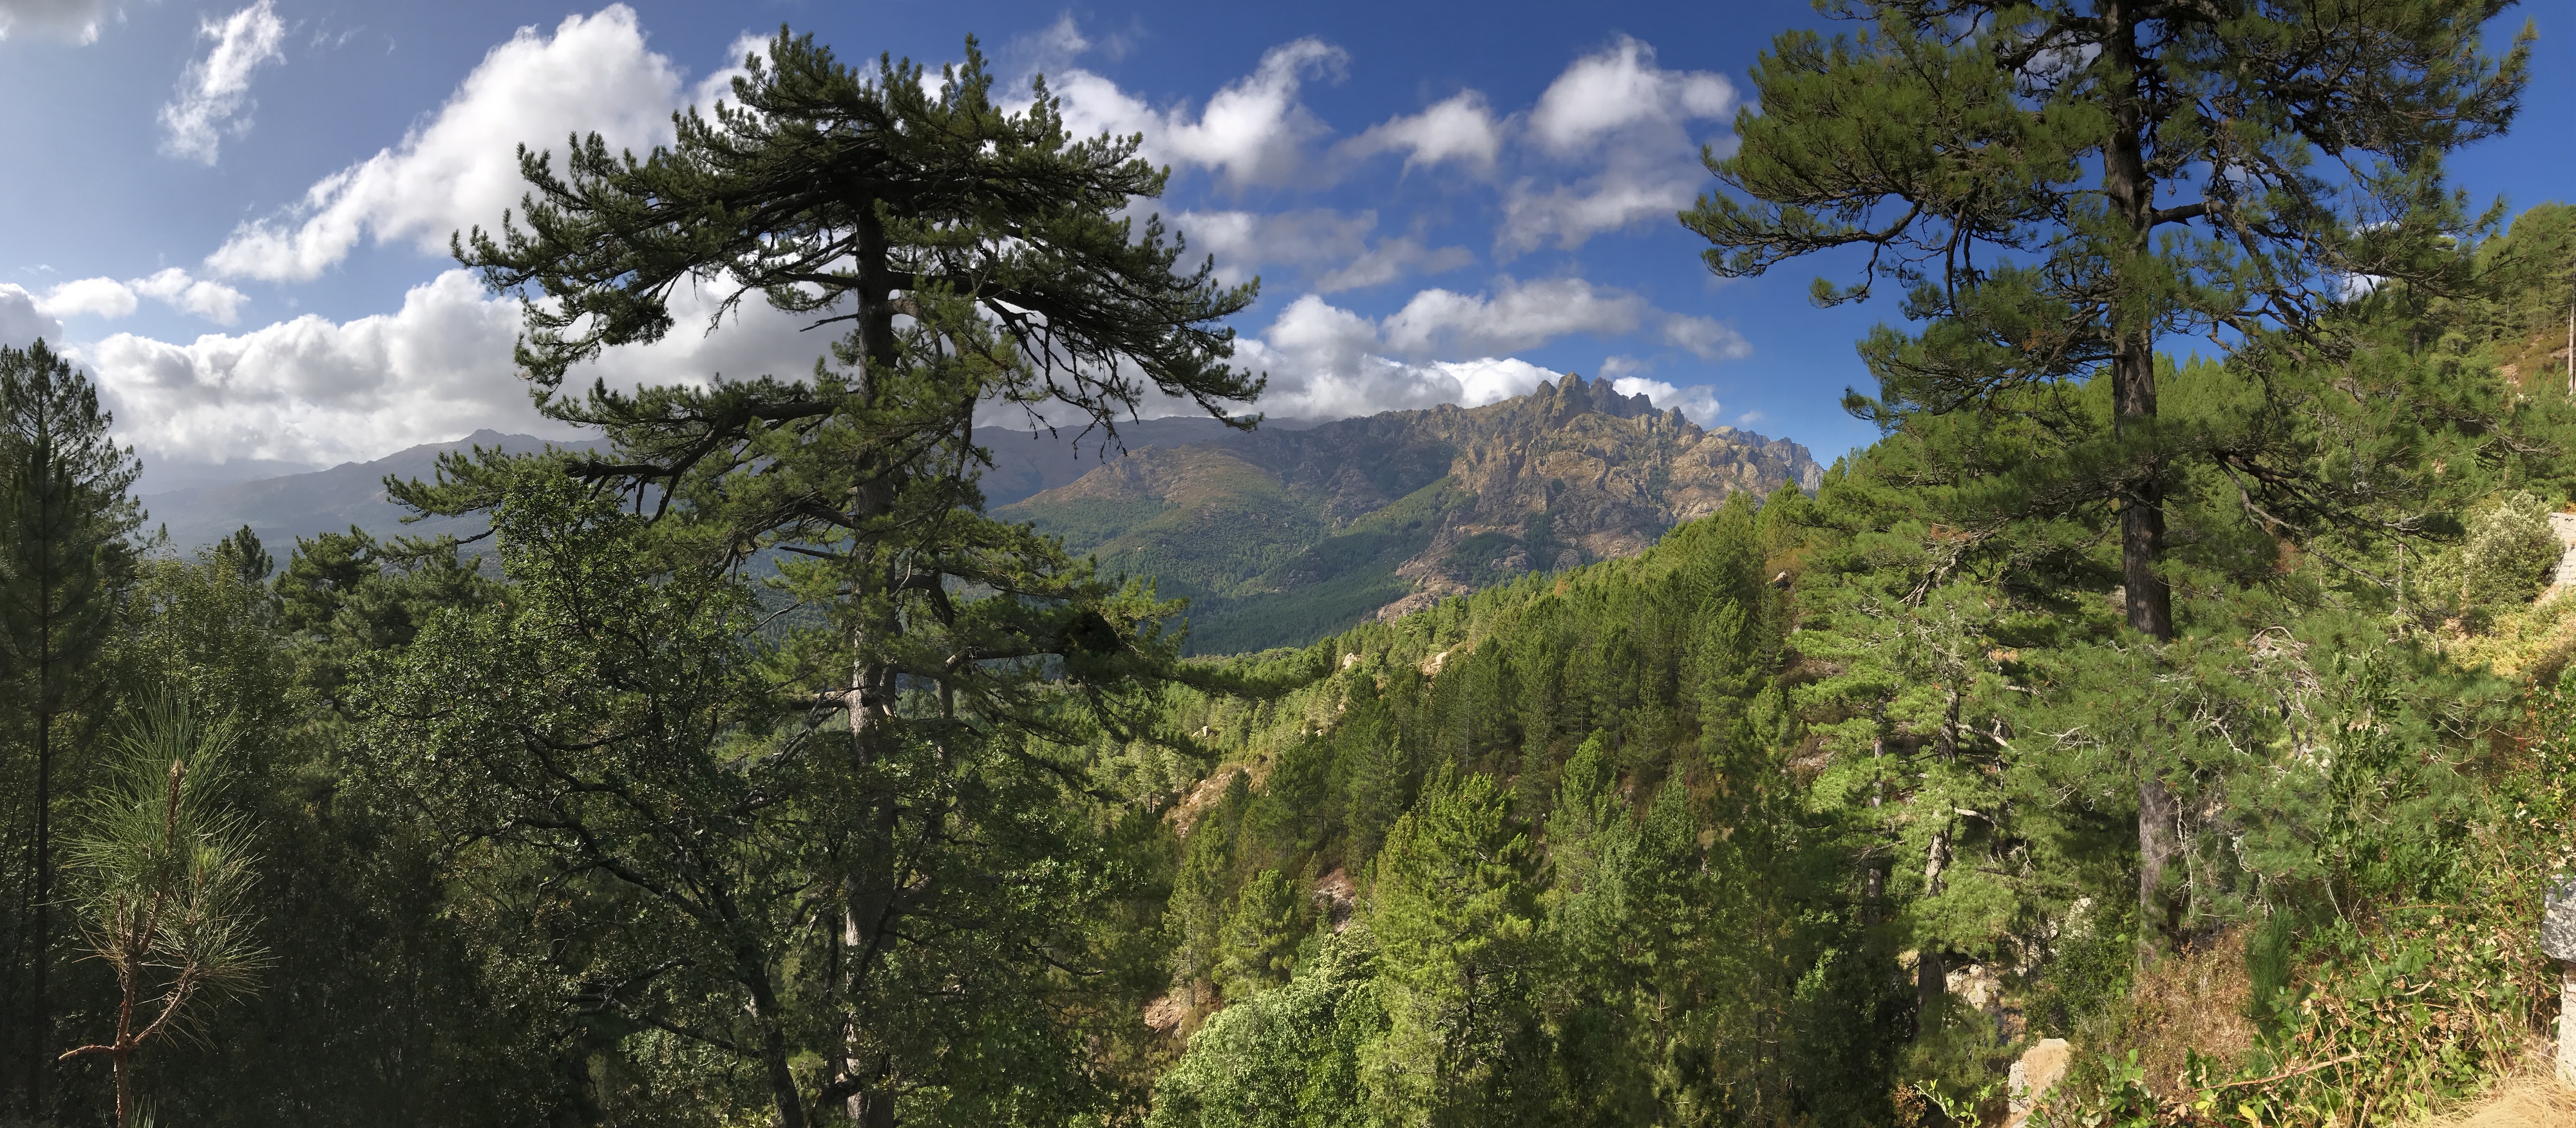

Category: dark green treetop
[1687, 0, 2530, 640]
[0, 339, 144, 707]
[439, 28, 1258, 508]
[0, 339, 144, 1113]
[380, 26, 1266, 1127]
[1688, 0, 2532, 967]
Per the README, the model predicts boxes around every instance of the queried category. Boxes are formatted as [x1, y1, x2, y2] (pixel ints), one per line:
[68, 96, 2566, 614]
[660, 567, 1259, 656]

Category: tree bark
[2136, 774, 2181, 964]
[1917, 821, 1953, 1026]
[28, 708, 48, 1117]
[2099, 0, 2172, 646]
[743, 963, 809, 1128]
[839, 203, 909, 1128]
[2101, 0, 2182, 965]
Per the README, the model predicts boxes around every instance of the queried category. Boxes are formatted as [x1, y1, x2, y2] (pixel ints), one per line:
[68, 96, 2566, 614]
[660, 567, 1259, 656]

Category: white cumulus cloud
[1658, 313, 1750, 361]
[86, 271, 529, 467]
[1611, 375, 1719, 423]
[132, 269, 251, 323]
[1341, 91, 1502, 173]
[1179, 208, 1472, 292]
[1501, 36, 1738, 254]
[32, 270, 249, 324]
[0, 0, 110, 42]
[1054, 37, 1347, 189]
[1225, 277, 1739, 424]
[1005, 12, 1114, 80]
[1381, 277, 1647, 357]
[82, 269, 831, 469]
[204, 5, 686, 282]
[37, 277, 138, 319]
[1527, 35, 1732, 155]
[1232, 295, 1564, 420]
[1039, 30, 1736, 258]
[0, 285, 66, 346]
[159, 1, 287, 165]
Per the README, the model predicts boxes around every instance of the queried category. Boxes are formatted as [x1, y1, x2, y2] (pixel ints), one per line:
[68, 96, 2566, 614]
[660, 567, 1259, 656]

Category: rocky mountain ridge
[999, 373, 1822, 652]
[137, 376, 1821, 655]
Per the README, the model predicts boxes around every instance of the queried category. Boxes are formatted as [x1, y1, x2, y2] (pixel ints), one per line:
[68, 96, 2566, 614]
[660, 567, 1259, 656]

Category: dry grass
[2439, 592, 2576, 682]
[2405, 1057, 2576, 1128]
[2117, 935, 2260, 1098]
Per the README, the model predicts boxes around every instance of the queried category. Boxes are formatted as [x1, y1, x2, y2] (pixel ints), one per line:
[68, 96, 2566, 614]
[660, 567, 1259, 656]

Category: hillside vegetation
[1, 8, 2570, 1128]
[1137, 202, 2576, 1126]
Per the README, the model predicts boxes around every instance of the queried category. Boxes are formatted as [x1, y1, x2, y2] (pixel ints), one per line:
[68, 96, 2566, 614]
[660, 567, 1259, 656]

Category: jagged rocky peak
[1513, 372, 1662, 426]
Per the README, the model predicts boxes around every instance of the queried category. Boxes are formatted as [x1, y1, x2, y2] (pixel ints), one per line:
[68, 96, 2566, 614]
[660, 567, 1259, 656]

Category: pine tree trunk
[838, 207, 908, 1128]
[2101, 0, 2183, 964]
[743, 962, 808, 1128]
[27, 706, 48, 1116]
[2099, 0, 2172, 644]
[2136, 775, 2181, 963]
[111, 1046, 129, 1128]
[1916, 822, 1953, 1026]
[23, 447, 61, 1120]
[2112, 352, 2172, 641]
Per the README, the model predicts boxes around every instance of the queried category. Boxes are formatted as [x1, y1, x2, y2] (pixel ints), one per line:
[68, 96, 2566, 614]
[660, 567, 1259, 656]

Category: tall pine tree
[395, 28, 1261, 1126]
[1686, 0, 2528, 956]
[0, 340, 142, 1116]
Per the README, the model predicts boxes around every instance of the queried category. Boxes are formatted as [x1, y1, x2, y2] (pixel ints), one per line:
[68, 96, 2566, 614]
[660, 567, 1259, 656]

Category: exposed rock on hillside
[1000, 374, 1821, 653]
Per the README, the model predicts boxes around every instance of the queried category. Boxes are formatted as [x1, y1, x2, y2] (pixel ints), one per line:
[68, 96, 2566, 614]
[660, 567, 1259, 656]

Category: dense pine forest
[8, 4, 2576, 1126]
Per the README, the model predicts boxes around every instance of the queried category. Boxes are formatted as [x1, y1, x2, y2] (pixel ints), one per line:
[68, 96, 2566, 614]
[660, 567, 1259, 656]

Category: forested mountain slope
[1134, 202, 2576, 1127]
[1142, 493, 1874, 1123]
[1003, 373, 1822, 653]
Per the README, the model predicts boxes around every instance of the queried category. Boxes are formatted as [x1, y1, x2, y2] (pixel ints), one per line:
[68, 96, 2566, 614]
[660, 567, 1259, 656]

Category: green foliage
[1146, 928, 1386, 1128]
[1012, 470, 1470, 657]
[370, 28, 1267, 1125]
[1215, 869, 1307, 999]
[2464, 493, 2561, 604]
[1142, 180, 2576, 1123]
[17, 14, 2576, 1127]
[356, 473, 1179, 1126]
[0, 339, 142, 703]
[1363, 769, 1545, 1127]
[1173, 778, 1253, 1006]
[1175, 480, 1464, 656]
[59, 699, 268, 1128]
[63, 701, 267, 1015]
[1147, 496, 1902, 1123]
[2031, 1052, 2165, 1128]
[360, 478, 818, 1122]
[0, 338, 144, 1118]
[270, 524, 490, 713]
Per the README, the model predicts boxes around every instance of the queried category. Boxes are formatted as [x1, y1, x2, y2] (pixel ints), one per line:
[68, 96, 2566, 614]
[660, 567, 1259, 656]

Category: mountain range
[138, 374, 1821, 653]
[999, 373, 1821, 652]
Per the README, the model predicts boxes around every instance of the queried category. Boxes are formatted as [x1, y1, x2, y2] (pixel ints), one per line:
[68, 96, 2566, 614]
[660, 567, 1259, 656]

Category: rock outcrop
[999, 374, 1823, 652]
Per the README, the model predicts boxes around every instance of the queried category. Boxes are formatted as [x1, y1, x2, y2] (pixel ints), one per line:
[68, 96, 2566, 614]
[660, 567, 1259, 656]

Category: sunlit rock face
[1001, 374, 1822, 653]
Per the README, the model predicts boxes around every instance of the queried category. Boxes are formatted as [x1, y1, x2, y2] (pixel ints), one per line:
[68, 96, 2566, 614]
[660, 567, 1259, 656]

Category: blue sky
[0, 0, 2567, 493]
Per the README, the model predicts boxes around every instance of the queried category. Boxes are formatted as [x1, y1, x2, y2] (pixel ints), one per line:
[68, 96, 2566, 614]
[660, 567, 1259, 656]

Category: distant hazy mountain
[140, 430, 605, 554]
[998, 373, 1823, 654]
[138, 418, 1320, 554]
[139, 384, 1818, 657]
